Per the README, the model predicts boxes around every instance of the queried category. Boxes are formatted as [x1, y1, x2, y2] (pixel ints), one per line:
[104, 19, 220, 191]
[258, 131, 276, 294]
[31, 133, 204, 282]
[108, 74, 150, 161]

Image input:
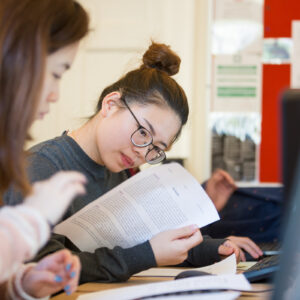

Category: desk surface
[51, 277, 273, 300]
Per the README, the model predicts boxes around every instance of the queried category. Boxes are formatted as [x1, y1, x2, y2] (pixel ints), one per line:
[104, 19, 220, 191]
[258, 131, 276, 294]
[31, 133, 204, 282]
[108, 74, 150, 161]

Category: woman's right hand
[24, 171, 86, 225]
[150, 225, 203, 266]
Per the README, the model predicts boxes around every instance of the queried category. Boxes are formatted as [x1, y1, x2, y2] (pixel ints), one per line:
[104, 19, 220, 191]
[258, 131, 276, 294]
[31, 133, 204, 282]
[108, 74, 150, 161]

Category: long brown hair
[0, 0, 89, 200]
[96, 42, 189, 138]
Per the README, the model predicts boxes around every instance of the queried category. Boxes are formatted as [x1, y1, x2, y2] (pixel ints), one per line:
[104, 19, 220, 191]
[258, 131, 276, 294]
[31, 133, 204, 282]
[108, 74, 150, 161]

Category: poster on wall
[211, 54, 262, 112]
[210, 0, 263, 182]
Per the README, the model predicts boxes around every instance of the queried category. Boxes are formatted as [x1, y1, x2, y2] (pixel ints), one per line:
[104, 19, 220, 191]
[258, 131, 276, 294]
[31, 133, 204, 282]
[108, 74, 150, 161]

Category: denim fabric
[202, 187, 283, 243]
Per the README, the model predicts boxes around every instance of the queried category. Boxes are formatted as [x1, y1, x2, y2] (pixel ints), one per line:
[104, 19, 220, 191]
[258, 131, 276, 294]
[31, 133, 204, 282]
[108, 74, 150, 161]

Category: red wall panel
[260, 65, 290, 182]
[264, 0, 300, 38]
[260, 0, 300, 182]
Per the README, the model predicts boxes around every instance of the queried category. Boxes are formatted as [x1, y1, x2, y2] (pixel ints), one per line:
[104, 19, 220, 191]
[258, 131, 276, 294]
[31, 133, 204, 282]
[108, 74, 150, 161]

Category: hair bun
[142, 42, 181, 76]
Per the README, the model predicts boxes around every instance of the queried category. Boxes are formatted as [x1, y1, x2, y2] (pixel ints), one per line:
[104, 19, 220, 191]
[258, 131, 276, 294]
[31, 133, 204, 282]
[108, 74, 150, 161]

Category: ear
[100, 92, 122, 118]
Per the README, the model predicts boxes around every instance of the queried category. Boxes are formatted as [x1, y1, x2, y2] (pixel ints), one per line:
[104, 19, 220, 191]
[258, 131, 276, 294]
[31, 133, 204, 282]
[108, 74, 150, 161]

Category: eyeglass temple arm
[121, 97, 141, 126]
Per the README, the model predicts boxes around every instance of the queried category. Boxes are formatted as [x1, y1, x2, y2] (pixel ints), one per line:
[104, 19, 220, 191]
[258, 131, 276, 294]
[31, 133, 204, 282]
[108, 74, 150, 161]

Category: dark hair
[0, 0, 89, 199]
[96, 42, 189, 134]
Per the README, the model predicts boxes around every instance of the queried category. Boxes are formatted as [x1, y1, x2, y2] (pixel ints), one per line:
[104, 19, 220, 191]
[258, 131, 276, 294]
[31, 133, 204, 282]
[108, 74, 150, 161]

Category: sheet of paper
[54, 163, 219, 252]
[78, 274, 251, 300]
[133, 254, 236, 277]
[237, 261, 257, 271]
[152, 291, 240, 300]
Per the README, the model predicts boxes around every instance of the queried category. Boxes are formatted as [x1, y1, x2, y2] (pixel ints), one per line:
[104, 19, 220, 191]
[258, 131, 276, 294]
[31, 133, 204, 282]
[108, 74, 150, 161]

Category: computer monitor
[272, 155, 300, 299]
[281, 89, 300, 209]
[272, 89, 300, 299]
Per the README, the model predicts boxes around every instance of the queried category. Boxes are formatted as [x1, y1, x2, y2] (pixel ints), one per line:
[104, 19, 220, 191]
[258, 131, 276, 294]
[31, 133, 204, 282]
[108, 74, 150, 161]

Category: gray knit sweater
[4, 133, 225, 284]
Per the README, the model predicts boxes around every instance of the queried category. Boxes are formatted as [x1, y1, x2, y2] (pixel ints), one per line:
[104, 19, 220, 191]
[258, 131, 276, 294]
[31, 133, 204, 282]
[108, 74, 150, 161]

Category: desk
[51, 277, 272, 300]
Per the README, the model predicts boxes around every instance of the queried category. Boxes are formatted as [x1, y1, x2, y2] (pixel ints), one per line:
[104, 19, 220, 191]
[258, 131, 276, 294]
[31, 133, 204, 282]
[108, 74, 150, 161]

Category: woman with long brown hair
[0, 0, 89, 298]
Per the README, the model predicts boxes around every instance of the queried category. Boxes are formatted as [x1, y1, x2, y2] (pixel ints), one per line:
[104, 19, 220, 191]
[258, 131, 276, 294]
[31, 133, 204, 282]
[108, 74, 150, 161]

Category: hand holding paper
[150, 225, 203, 266]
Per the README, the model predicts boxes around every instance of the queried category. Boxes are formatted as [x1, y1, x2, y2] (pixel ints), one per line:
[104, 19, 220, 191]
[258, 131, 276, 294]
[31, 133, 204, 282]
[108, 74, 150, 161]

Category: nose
[47, 91, 59, 103]
[132, 145, 149, 163]
[48, 82, 60, 103]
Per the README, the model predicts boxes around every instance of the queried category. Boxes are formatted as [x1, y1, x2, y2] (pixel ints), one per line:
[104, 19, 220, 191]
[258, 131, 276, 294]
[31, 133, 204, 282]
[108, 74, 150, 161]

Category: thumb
[171, 225, 199, 240]
[180, 229, 203, 250]
[218, 245, 234, 256]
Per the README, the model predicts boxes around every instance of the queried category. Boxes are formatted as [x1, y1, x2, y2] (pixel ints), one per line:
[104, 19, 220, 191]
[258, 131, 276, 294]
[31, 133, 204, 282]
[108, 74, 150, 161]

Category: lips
[121, 153, 134, 168]
[38, 112, 46, 120]
[38, 111, 49, 119]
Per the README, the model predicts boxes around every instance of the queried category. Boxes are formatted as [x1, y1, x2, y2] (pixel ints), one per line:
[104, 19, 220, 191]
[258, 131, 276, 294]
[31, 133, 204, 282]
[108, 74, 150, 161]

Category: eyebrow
[144, 118, 168, 149]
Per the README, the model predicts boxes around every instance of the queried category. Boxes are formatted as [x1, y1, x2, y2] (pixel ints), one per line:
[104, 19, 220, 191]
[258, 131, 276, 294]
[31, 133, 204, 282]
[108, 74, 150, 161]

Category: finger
[218, 245, 234, 256]
[216, 169, 236, 187]
[242, 239, 263, 256]
[222, 172, 237, 189]
[61, 256, 81, 295]
[236, 238, 263, 258]
[227, 237, 263, 258]
[240, 249, 246, 262]
[51, 171, 87, 189]
[222, 240, 243, 262]
[238, 242, 260, 259]
[230, 245, 241, 262]
[180, 229, 203, 250]
[224, 241, 242, 261]
[36, 250, 72, 272]
[171, 225, 199, 240]
[31, 270, 66, 288]
[41, 252, 77, 288]
[66, 256, 81, 294]
[60, 183, 86, 202]
[59, 249, 75, 266]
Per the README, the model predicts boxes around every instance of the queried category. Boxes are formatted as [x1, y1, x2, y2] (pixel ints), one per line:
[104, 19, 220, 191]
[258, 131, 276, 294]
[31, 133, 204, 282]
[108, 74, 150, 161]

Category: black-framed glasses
[121, 97, 166, 165]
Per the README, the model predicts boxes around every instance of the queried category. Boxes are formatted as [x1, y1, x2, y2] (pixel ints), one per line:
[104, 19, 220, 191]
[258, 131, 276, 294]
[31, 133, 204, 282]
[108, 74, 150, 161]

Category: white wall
[29, 0, 211, 182]
[186, 0, 212, 182]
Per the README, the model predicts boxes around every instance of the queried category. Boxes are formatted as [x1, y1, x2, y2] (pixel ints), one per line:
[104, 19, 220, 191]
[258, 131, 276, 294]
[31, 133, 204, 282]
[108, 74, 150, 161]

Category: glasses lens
[131, 127, 152, 147]
[146, 147, 166, 165]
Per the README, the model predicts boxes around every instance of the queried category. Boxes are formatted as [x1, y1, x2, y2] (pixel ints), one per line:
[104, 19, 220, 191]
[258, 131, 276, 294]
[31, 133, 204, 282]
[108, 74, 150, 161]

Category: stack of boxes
[211, 133, 256, 181]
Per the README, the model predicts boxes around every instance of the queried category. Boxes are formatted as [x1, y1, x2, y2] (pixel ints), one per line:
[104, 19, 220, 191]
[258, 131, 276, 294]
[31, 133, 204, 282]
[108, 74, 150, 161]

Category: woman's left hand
[218, 239, 243, 263]
[21, 249, 81, 298]
[226, 236, 263, 260]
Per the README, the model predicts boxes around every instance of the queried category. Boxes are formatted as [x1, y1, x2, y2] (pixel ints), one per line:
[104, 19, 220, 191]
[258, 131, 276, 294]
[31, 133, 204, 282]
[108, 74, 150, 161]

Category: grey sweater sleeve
[35, 233, 156, 284]
[175, 235, 225, 267]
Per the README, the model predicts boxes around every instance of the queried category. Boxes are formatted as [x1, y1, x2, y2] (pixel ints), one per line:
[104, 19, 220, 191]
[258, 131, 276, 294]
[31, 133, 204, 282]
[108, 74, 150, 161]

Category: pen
[263, 250, 281, 256]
